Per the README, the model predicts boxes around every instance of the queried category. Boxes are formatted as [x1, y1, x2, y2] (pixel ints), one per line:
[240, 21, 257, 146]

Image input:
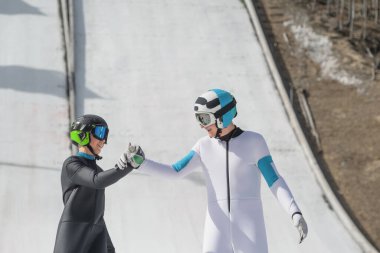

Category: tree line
[311, 0, 379, 38]
[311, 0, 379, 78]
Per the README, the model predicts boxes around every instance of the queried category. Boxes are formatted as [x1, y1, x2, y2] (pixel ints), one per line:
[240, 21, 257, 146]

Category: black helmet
[70, 114, 109, 146]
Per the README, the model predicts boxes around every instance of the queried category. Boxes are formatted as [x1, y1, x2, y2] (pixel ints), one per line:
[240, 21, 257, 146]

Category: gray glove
[292, 212, 308, 244]
[116, 143, 145, 170]
[126, 143, 145, 168]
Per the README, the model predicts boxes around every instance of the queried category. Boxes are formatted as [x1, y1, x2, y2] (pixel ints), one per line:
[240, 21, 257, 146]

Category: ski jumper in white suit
[140, 128, 301, 253]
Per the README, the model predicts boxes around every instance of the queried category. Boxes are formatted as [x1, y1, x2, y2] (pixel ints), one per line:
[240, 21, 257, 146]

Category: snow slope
[0, 0, 365, 252]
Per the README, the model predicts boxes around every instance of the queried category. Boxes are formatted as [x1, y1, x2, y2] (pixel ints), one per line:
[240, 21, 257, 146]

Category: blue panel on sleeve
[172, 150, 196, 172]
[257, 155, 279, 187]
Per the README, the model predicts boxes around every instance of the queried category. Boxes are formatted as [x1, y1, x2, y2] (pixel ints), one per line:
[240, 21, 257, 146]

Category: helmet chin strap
[87, 145, 102, 160]
[87, 137, 102, 160]
[213, 119, 223, 139]
[214, 128, 222, 139]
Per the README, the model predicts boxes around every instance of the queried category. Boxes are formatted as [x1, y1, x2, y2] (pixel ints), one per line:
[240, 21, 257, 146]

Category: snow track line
[243, 0, 378, 252]
[58, 0, 77, 155]
[0, 162, 58, 172]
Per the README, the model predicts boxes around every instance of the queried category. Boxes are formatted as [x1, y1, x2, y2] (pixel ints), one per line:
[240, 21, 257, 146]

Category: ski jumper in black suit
[54, 153, 133, 253]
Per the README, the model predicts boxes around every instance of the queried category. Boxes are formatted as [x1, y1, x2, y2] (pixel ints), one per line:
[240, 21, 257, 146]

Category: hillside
[254, 0, 380, 250]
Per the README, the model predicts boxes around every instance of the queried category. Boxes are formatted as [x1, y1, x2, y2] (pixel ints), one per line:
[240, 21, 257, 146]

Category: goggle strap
[72, 122, 93, 132]
[214, 98, 236, 119]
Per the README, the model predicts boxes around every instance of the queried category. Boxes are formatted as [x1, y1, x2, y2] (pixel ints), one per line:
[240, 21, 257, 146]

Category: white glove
[116, 151, 130, 170]
[292, 212, 308, 244]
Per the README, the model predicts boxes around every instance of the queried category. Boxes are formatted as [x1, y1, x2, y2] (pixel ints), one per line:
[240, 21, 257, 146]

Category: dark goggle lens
[92, 126, 109, 140]
[195, 113, 211, 126]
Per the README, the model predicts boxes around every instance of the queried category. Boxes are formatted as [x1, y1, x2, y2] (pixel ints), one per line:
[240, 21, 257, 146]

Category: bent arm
[66, 159, 133, 189]
[140, 150, 202, 179]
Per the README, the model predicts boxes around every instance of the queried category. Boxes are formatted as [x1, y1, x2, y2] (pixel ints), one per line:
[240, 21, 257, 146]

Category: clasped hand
[117, 143, 145, 170]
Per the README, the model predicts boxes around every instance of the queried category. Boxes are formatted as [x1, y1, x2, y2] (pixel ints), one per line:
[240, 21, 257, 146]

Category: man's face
[202, 124, 218, 138]
[89, 134, 106, 154]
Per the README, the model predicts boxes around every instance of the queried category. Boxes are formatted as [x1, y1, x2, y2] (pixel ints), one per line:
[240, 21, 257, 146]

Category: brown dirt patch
[253, 0, 380, 249]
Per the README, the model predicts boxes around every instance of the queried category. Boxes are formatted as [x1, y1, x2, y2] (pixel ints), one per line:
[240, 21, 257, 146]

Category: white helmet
[194, 89, 237, 129]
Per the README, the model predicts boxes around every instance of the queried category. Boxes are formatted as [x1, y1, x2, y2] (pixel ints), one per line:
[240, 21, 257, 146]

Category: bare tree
[338, 0, 345, 30]
[312, 0, 318, 11]
[362, 0, 368, 39]
[366, 47, 380, 81]
[349, 0, 355, 38]
[327, 0, 332, 14]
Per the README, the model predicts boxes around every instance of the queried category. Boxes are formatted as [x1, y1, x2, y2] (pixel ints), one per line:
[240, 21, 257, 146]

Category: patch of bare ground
[253, 0, 380, 250]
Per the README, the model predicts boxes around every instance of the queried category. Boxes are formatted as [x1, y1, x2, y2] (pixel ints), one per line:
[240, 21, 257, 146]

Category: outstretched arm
[140, 150, 202, 179]
[65, 158, 133, 189]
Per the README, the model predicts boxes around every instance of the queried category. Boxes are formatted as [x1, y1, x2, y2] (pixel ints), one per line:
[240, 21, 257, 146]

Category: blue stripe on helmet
[211, 89, 235, 127]
[211, 89, 232, 107]
[222, 107, 236, 128]
[257, 155, 279, 187]
[172, 150, 196, 172]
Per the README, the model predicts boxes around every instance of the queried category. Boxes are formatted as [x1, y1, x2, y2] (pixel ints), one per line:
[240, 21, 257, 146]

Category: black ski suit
[54, 155, 133, 253]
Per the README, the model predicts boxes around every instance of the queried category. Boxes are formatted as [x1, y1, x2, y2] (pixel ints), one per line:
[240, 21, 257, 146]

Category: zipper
[226, 140, 235, 253]
[226, 140, 231, 213]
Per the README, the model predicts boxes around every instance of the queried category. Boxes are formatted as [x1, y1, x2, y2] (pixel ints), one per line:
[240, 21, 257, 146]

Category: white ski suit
[140, 129, 301, 253]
